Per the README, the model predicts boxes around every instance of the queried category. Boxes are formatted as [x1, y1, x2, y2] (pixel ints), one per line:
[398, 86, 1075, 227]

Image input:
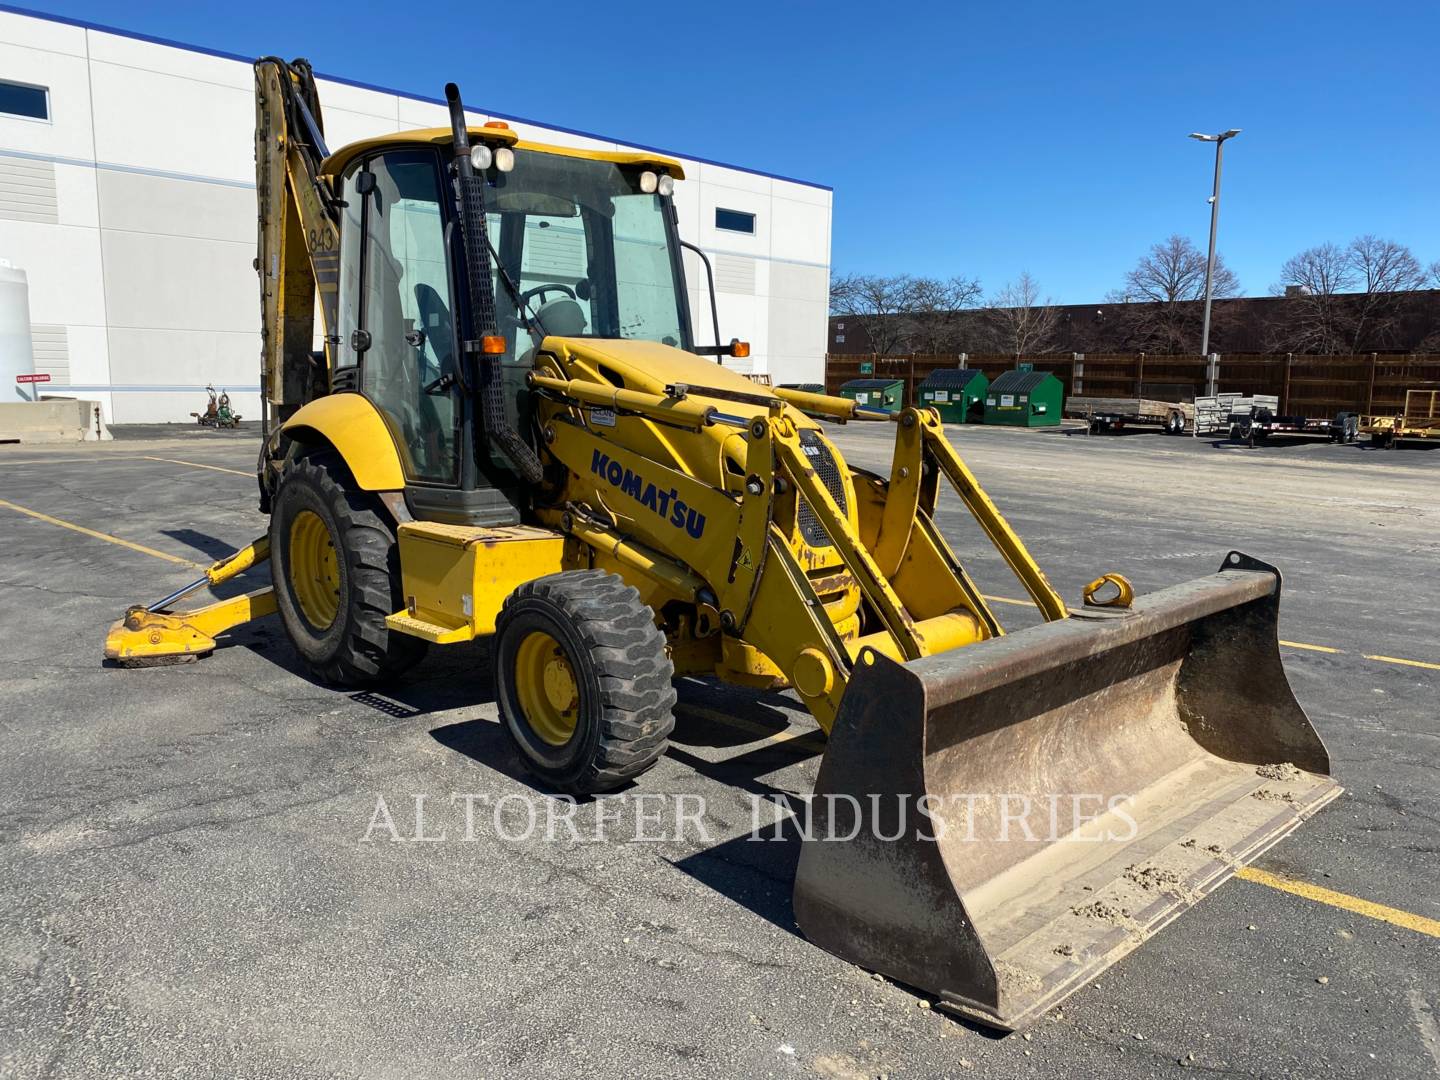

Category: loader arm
[534, 360, 1069, 730]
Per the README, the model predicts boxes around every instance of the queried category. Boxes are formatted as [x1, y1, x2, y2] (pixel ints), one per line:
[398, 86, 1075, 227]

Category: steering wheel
[520, 283, 577, 307]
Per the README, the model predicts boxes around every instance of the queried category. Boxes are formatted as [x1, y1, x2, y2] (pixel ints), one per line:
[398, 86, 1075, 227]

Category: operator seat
[517, 298, 587, 367]
[534, 298, 587, 339]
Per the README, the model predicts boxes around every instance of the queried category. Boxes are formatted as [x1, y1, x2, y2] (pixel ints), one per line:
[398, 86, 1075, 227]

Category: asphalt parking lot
[2, 421, 1438, 1079]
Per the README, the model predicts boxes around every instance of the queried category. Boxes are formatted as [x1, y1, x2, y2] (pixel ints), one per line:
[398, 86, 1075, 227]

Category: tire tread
[497, 569, 676, 793]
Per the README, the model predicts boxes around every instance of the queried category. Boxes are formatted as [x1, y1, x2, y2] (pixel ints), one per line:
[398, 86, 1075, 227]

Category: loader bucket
[792, 553, 1341, 1031]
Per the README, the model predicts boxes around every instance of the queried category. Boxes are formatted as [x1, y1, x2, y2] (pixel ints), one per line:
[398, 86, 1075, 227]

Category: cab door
[335, 148, 460, 486]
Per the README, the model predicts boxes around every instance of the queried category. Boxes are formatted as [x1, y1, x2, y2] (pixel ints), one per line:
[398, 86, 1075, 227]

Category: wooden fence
[824, 353, 1440, 417]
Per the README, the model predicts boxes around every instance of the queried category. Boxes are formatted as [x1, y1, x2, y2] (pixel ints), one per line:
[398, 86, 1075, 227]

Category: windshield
[483, 149, 691, 353]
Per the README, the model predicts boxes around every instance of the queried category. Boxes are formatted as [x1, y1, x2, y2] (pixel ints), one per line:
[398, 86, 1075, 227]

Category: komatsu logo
[590, 449, 706, 540]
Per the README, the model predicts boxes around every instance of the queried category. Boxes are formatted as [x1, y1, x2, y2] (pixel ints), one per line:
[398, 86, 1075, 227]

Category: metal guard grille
[796, 428, 847, 548]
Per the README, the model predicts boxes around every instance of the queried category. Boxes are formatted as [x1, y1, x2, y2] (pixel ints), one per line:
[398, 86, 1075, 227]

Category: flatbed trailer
[1228, 407, 1358, 447]
[1360, 388, 1440, 448]
[1070, 396, 1194, 435]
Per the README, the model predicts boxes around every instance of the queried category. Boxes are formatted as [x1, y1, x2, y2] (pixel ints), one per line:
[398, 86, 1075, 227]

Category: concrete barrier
[0, 399, 113, 443]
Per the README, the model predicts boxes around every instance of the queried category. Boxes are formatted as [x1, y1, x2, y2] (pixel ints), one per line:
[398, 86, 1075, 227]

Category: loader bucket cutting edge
[792, 553, 1341, 1031]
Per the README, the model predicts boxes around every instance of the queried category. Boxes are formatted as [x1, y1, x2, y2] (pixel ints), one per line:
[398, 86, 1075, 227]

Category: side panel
[282, 393, 404, 490]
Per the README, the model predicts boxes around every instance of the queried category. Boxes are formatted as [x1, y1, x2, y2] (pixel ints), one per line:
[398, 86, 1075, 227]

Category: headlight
[469, 144, 493, 170]
[657, 173, 675, 197]
[639, 170, 658, 194]
[494, 146, 515, 173]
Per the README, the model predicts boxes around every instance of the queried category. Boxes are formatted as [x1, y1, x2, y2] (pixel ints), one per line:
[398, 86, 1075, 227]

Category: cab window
[338, 149, 459, 485]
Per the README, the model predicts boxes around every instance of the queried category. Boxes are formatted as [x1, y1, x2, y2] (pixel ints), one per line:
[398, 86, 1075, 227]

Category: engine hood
[539, 337, 818, 429]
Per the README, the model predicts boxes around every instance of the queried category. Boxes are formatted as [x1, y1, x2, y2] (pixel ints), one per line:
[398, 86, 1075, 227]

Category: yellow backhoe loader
[104, 60, 1341, 1030]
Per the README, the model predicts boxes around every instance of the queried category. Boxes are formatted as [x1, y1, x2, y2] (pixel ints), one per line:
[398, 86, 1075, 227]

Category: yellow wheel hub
[288, 509, 340, 630]
[515, 631, 581, 746]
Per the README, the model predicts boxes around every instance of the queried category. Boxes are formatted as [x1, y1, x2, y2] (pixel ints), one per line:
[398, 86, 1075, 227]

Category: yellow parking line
[0, 497, 204, 568]
[142, 456, 252, 478]
[0, 455, 158, 466]
[1280, 640, 1342, 654]
[976, 603, 1435, 669]
[1364, 654, 1440, 672]
[1237, 867, 1440, 938]
[982, 594, 1032, 607]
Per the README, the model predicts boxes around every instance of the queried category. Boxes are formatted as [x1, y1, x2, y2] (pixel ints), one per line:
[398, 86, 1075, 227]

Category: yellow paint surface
[1280, 639, 1341, 654]
[142, 456, 252, 478]
[0, 498, 203, 568]
[1363, 654, 1440, 672]
[1237, 867, 1440, 939]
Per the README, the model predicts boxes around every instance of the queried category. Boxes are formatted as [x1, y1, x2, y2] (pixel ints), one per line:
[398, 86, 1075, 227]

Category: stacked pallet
[1193, 394, 1279, 435]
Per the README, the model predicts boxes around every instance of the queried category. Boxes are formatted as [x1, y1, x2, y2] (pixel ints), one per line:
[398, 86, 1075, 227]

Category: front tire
[270, 450, 427, 686]
[494, 570, 676, 794]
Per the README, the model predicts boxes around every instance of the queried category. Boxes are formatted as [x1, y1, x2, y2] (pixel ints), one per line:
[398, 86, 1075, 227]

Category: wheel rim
[288, 509, 340, 630]
[514, 631, 580, 746]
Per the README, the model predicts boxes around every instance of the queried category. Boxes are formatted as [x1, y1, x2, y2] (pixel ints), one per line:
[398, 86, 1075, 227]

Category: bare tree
[829, 273, 913, 356]
[1279, 241, 1356, 294]
[1349, 235, 1425, 293]
[1429, 260, 1440, 288]
[1347, 235, 1427, 347]
[1267, 243, 1357, 353]
[896, 275, 984, 354]
[1108, 235, 1239, 352]
[983, 272, 1060, 356]
[830, 272, 984, 356]
[1270, 237, 1427, 352]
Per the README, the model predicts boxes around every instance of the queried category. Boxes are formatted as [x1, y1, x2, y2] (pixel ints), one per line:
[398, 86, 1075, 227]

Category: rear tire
[1165, 411, 1185, 435]
[494, 570, 676, 794]
[270, 450, 427, 686]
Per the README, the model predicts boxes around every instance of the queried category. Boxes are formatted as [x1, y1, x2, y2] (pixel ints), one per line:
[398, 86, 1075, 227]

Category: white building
[0, 7, 832, 423]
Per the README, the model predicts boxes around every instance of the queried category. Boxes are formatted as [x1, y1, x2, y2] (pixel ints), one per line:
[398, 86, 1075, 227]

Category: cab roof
[320, 127, 686, 181]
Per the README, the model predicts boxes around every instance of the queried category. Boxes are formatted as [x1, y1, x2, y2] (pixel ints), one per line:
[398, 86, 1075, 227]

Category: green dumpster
[838, 378, 904, 414]
[982, 369, 1064, 427]
[917, 368, 988, 423]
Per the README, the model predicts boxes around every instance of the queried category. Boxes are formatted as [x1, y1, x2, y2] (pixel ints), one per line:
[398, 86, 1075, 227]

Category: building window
[0, 80, 49, 121]
[835, 322, 845, 330]
[834, 334, 845, 344]
[715, 208, 755, 234]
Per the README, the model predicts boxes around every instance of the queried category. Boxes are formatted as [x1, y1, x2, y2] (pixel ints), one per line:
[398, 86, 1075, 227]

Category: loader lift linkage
[104, 59, 1341, 1031]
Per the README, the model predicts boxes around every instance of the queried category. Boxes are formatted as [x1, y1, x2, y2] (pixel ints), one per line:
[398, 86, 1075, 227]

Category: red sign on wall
[15, 373, 50, 384]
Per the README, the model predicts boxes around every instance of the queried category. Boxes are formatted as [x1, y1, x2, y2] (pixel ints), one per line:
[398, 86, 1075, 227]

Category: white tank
[0, 260, 37, 403]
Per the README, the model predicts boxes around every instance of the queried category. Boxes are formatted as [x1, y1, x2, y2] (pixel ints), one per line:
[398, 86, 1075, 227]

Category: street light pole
[1188, 129, 1240, 358]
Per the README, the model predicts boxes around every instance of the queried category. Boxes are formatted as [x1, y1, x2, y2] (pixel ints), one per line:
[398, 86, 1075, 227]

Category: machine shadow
[231, 630, 987, 1029]
[227, 625, 850, 952]
[160, 528, 249, 565]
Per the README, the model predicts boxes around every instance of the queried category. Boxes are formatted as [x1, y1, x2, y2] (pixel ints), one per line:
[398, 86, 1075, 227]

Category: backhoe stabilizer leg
[103, 537, 275, 666]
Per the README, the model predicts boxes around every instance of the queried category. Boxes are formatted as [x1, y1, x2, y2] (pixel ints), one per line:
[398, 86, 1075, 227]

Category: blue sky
[20, 0, 1439, 304]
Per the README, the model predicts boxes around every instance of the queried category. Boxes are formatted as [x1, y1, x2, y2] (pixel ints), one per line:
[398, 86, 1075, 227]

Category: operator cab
[328, 131, 691, 525]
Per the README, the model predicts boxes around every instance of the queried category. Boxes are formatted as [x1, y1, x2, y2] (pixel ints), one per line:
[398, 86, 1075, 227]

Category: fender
[282, 393, 404, 491]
